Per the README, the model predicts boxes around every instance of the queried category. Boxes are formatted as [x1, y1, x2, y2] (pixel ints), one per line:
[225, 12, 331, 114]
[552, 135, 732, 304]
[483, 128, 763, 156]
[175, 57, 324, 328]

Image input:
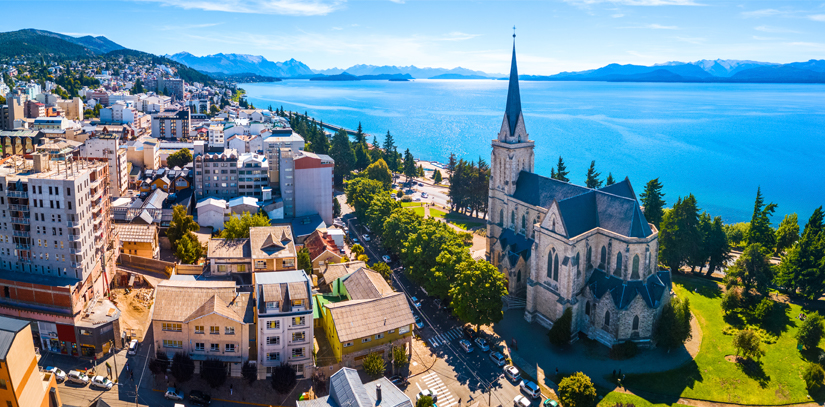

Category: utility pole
[110, 340, 119, 383]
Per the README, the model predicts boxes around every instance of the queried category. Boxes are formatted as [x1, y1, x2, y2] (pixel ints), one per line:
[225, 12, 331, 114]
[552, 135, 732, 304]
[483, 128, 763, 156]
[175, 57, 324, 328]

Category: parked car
[504, 365, 521, 381]
[416, 389, 438, 402]
[514, 395, 532, 407]
[474, 337, 490, 352]
[67, 370, 89, 385]
[410, 297, 421, 307]
[389, 374, 406, 386]
[189, 390, 212, 406]
[351, 237, 360, 245]
[490, 352, 506, 367]
[46, 367, 66, 382]
[459, 339, 474, 353]
[414, 314, 424, 329]
[542, 399, 559, 407]
[382, 255, 392, 263]
[91, 376, 114, 390]
[165, 387, 185, 401]
[462, 326, 478, 340]
[421, 192, 429, 198]
[520, 380, 541, 399]
[363, 234, 371, 242]
[127, 338, 139, 355]
[414, 197, 421, 201]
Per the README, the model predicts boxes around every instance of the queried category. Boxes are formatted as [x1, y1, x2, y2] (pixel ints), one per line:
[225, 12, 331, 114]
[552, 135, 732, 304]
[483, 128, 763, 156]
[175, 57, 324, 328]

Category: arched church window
[604, 311, 610, 327]
[585, 301, 591, 316]
[600, 246, 607, 269]
[511, 211, 516, 229]
[517, 270, 521, 282]
[553, 254, 559, 281]
[521, 215, 526, 233]
[586, 247, 592, 268]
[575, 252, 581, 278]
[631, 255, 640, 280]
[551, 218, 556, 232]
[632, 315, 640, 331]
[547, 250, 553, 279]
[499, 209, 504, 226]
[616, 252, 623, 276]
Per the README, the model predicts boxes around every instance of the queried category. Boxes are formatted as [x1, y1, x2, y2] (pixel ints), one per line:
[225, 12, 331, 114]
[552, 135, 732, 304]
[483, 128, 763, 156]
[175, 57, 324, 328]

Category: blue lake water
[242, 79, 825, 224]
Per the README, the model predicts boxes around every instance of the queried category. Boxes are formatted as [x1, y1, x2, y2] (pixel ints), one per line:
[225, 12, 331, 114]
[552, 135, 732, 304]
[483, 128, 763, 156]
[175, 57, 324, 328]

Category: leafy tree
[351, 244, 365, 258]
[170, 352, 195, 383]
[201, 358, 227, 388]
[548, 307, 573, 346]
[365, 192, 400, 236]
[428, 239, 472, 299]
[705, 216, 732, 276]
[403, 220, 460, 284]
[364, 159, 393, 190]
[403, 149, 417, 182]
[175, 232, 204, 264]
[724, 243, 772, 299]
[148, 350, 170, 375]
[721, 288, 743, 315]
[241, 361, 257, 385]
[805, 363, 825, 390]
[433, 170, 443, 184]
[345, 178, 385, 219]
[416, 164, 425, 178]
[654, 296, 692, 350]
[751, 297, 774, 325]
[416, 395, 434, 407]
[382, 208, 423, 253]
[725, 222, 750, 249]
[658, 195, 702, 273]
[557, 372, 597, 407]
[733, 329, 765, 361]
[450, 260, 509, 328]
[167, 205, 199, 249]
[220, 211, 271, 238]
[362, 352, 385, 377]
[297, 247, 312, 274]
[209, 104, 220, 116]
[333, 197, 341, 218]
[447, 158, 490, 217]
[271, 363, 297, 394]
[357, 254, 370, 263]
[330, 129, 355, 187]
[775, 207, 824, 298]
[605, 172, 616, 186]
[447, 153, 457, 175]
[640, 178, 666, 228]
[775, 213, 800, 255]
[796, 312, 825, 350]
[584, 160, 602, 189]
[392, 345, 408, 369]
[552, 156, 569, 182]
[371, 261, 392, 281]
[746, 187, 777, 252]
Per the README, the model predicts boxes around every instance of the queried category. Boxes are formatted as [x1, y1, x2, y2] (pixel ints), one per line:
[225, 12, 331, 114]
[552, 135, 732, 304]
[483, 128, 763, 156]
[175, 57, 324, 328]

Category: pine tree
[554, 156, 569, 182]
[584, 160, 602, 189]
[746, 187, 777, 252]
[433, 170, 443, 184]
[775, 207, 825, 299]
[640, 178, 666, 228]
[329, 129, 355, 187]
[605, 173, 616, 186]
[355, 122, 365, 144]
[403, 149, 416, 182]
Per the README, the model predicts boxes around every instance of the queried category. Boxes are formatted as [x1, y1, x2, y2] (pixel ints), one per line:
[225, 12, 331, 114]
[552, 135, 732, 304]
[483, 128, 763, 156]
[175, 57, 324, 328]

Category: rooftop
[0, 316, 30, 361]
[325, 292, 415, 343]
[154, 280, 253, 323]
[207, 238, 250, 258]
[113, 224, 157, 243]
[249, 226, 296, 260]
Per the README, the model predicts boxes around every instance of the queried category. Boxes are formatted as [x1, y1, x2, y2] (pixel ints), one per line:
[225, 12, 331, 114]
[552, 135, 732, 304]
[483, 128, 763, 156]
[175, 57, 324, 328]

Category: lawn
[443, 213, 485, 230]
[623, 274, 825, 404]
[401, 202, 421, 207]
[429, 208, 447, 218]
[408, 207, 426, 217]
[598, 392, 687, 407]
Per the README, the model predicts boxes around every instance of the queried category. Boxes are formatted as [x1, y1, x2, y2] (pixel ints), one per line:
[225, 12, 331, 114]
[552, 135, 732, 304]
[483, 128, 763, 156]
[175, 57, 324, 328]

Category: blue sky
[1, 0, 824, 74]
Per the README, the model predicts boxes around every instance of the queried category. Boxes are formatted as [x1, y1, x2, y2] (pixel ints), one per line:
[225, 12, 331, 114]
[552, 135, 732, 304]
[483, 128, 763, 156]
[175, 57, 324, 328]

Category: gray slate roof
[585, 269, 671, 310]
[504, 41, 522, 137]
[297, 368, 411, 407]
[0, 316, 30, 361]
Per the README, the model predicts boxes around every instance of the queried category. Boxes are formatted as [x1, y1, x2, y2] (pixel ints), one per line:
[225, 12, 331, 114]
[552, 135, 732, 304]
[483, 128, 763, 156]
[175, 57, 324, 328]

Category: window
[163, 340, 182, 348]
[255, 260, 267, 269]
[225, 344, 236, 353]
[162, 323, 182, 332]
[499, 209, 504, 226]
[267, 321, 280, 330]
[632, 315, 640, 331]
[600, 246, 607, 268]
[631, 254, 640, 280]
[399, 325, 410, 334]
[292, 348, 304, 358]
[195, 342, 205, 351]
[267, 352, 280, 361]
[0, 379, 6, 389]
[362, 337, 371, 343]
[210, 326, 220, 334]
[521, 214, 526, 232]
[344, 342, 353, 348]
[587, 247, 592, 268]
[615, 252, 623, 276]
[266, 301, 279, 310]
[292, 331, 305, 342]
[375, 333, 384, 339]
[553, 254, 559, 281]
[388, 329, 395, 334]
[195, 326, 204, 334]
[266, 336, 280, 345]
[546, 250, 554, 279]
[283, 258, 295, 268]
[292, 299, 304, 307]
[604, 311, 610, 327]
[585, 301, 591, 316]
[292, 316, 305, 326]
[217, 265, 227, 273]
[237, 264, 246, 272]
[225, 327, 235, 335]
[211, 343, 220, 352]
[510, 211, 515, 228]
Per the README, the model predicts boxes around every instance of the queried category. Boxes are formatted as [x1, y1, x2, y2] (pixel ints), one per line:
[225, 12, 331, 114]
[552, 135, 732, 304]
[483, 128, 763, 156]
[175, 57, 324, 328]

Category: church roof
[504, 41, 522, 137]
[586, 269, 671, 310]
[498, 228, 533, 266]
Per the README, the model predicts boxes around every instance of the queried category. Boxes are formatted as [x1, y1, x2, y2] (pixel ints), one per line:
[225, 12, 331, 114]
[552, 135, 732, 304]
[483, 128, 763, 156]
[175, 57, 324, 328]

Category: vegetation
[733, 329, 765, 361]
[241, 361, 257, 385]
[724, 243, 772, 302]
[433, 169, 443, 184]
[654, 296, 692, 350]
[329, 128, 355, 187]
[289, 113, 330, 154]
[201, 358, 228, 388]
[775, 207, 825, 299]
[392, 345, 408, 369]
[270, 363, 297, 393]
[167, 205, 199, 249]
[447, 158, 489, 218]
[551, 156, 570, 182]
[297, 248, 312, 275]
[371, 261, 392, 281]
[584, 160, 603, 189]
[416, 395, 434, 407]
[364, 159, 393, 190]
[362, 352, 385, 377]
[605, 172, 616, 186]
[220, 211, 271, 239]
[174, 232, 204, 264]
[745, 187, 777, 253]
[775, 213, 800, 255]
[658, 194, 731, 275]
[148, 350, 170, 375]
[795, 312, 824, 350]
[640, 178, 666, 228]
[166, 148, 193, 168]
[804, 363, 825, 390]
[548, 307, 573, 346]
[558, 372, 598, 407]
[170, 352, 195, 383]
[345, 178, 386, 219]
[449, 259, 509, 329]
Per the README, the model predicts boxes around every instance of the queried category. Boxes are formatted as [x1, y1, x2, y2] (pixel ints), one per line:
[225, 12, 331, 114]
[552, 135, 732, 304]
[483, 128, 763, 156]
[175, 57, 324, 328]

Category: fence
[176, 264, 205, 275]
[117, 253, 175, 276]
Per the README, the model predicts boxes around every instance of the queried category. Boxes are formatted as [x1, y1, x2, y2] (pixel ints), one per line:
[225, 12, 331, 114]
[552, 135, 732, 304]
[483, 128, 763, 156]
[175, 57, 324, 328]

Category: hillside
[0, 29, 98, 58]
[165, 52, 314, 78]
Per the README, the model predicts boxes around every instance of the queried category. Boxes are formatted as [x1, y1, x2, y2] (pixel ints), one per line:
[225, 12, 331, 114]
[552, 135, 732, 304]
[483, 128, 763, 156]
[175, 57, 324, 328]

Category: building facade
[83, 134, 129, 197]
[263, 130, 304, 191]
[279, 149, 334, 225]
[151, 109, 191, 139]
[0, 317, 62, 407]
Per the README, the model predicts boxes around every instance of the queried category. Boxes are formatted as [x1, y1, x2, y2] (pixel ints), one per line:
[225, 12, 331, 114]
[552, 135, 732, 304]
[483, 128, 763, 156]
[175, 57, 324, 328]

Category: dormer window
[292, 299, 304, 307]
[266, 301, 279, 310]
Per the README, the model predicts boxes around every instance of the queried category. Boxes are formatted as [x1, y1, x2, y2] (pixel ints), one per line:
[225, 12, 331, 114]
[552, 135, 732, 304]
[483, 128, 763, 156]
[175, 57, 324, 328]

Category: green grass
[429, 208, 447, 218]
[443, 213, 485, 230]
[623, 274, 825, 405]
[598, 392, 687, 407]
[409, 207, 426, 217]
[401, 202, 421, 207]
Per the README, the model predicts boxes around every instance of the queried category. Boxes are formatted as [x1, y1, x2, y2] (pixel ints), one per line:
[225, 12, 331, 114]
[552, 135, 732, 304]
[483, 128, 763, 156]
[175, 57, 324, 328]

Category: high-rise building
[151, 109, 190, 139]
[279, 149, 334, 225]
[83, 134, 129, 197]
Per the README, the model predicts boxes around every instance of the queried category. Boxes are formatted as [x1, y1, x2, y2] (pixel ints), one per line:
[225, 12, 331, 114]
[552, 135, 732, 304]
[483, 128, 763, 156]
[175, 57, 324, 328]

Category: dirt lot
[410, 336, 437, 376]
[111, 287, 154, 341]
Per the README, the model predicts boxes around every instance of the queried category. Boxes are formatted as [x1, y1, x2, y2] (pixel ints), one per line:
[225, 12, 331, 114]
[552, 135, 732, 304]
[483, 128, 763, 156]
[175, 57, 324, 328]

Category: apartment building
[4, 94, 24, 131]
[24, 101, 45, 119]
[237, 153, 270, 200]
[263, 130, 304, 190]
[114, 224, 159, 259]
[0, 130, 43, 156]
[279, 149, 334, 225]
[207, 123, 224, 149]
[55, 97, 84, 120]
[0, 316, 62, 407]
[83, 134, 129, 197]
[99, 101, 135, 125]
[249, 226, 297, 272]
[193, 152, 239, 200]
[253, 270, 313, 379]
[0, 155, 120, 357]
[151, 109, 190, 139]
[152, 280, 254, 377]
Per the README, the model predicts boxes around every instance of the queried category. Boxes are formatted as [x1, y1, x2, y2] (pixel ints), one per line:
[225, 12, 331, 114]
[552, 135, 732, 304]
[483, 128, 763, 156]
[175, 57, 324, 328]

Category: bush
[242, 361, 257, 385]
[416, 395, 434, 407]
[148, 350, 170, 375]
[363, 352, 385, 377]
[609, 341, 639, 360]
[750, 297, 773, 325]
[201, 358, 227, 388]
[401, 195, 412, 202]
[804, 363, 825, 390]
[733, 329, 765, 361]
[271, 363, 297, 394]
[721, 288, 742, 315]
[796, 312, 825, 350]
[170, 352, 195, 383]
[396, 190, 404, 198]
[548, 307, 572, 347]
[558, 372, 597, 407]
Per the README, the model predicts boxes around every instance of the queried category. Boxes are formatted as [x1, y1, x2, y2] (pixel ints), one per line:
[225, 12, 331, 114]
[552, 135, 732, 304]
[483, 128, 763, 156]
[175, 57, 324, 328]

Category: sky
[1, 0, 824, 74]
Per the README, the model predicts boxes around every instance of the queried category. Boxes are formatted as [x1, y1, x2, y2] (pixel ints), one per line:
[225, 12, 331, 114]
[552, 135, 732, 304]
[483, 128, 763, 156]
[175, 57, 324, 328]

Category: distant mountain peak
[165, 52, 313, 78]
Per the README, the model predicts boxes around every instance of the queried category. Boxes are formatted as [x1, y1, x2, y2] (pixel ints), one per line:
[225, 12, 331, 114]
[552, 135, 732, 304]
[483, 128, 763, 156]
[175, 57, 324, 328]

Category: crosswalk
[421, 371, 458, 407]
[426, 327, 462, 348]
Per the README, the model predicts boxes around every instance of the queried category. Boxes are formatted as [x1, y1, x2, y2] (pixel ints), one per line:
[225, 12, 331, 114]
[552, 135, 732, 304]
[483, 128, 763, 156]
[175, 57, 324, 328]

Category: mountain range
[165, 52, 314, 78]
[0, 28, 124, 58]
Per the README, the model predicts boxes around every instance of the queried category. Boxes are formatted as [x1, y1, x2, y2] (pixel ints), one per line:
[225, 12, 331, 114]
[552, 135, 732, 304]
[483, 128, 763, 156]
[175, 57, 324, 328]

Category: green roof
[313, 293, 346, 320]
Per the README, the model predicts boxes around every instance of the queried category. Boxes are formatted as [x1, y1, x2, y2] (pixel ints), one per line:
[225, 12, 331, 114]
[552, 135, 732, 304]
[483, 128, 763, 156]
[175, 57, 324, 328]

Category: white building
[226, 134, 263, 154]
[207, 123, 224, 149]
[263, 130, 304, 189]
[237, 153, 270, 200]
[196, 198, 228, 231]
[100, 101, 136, 125]
[82, 134, 129, 197]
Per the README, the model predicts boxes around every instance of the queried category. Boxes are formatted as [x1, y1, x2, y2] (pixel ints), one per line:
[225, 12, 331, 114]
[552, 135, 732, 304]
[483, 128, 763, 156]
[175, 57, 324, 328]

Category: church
[486, 40, 672, 347]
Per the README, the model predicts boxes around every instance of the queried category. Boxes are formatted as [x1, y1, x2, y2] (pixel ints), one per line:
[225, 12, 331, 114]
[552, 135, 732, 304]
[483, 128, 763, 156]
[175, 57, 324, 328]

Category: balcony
[70, 248, 79, 254]
[16, 243, 30, 250]
[71, 263, 81, 269]
[12, 230, 30, 238]
[11, 217, 30, 225]
[67, 221, 77, 227]
[7, 191, 28, 198]
[9, 205, 29, 212]
[18, 258, 32, 264]
[68, 234, 81, 241]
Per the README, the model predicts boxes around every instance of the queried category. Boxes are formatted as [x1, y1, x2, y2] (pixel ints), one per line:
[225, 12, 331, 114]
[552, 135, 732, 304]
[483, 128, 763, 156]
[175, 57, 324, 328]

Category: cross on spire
[513, 26, 516, 39]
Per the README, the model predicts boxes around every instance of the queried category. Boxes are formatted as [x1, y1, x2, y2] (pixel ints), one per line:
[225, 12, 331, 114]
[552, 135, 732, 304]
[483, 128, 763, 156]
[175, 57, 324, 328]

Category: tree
[706, 216, 732, 276]
[209, 104, 220, 116]
[725, 222, 750, 249]
[450, 260, 509, 328]
[241, 361, 257, 385]
[392, 345, 408, 370]
[605, 172, 616, 186]
[403, 149, 416, 182]
[354, 142, 372, 171]
[220, 211, 271, 238]
[333, 197, 341, 218]
[357, 254, 370, 263]
[640, 178, 666, 228]
[447, 153, 457, 176]
[132, 78, 144, 94]
[547, 307, 573, 346]
[796, 312, 825, 350]
[654, 296, 692, 350]
[416, 395, 434, 407]
[721, 288, 743, 315]
[804, 363, 825, 390]
[167, 205, 199, 249]
[382, 131, 399, 173]
[365, 193, 400, 237]
[175, 232, 204, 264]
[345, 178, 386, 219]
[382, 208, 423, 253]
[351, 244, 365, 258]
[658, 195, 702, 273]
[170, 352, 195, 383]
[733, 329, 765, 361]
[330, 129, 355, 187]
[371, 261, 392, 281]
[751, 297, 773, 325]
[148, 350, 170, 375]
[428, 239, 472, 299]
[297, 247, 312, 274]
[552, 156, 569, 182]
[364, 159, 393, 190]
[746, 187, 777, 252]
[557, 372, 597, 407]
[584, 160, 602, 189]
[433, 170, 443, 184]
[775, 213, 800, 255]
[271, 363, 297, 394]
[362, 352, 385, 377]
[775, 207, 824, 298]
[724, 243, 772, 299]
[354, 122, 365, 144]
[201, 358, 228, 388]
[403, 220, 460, 284]
[166, 147, 193, 168]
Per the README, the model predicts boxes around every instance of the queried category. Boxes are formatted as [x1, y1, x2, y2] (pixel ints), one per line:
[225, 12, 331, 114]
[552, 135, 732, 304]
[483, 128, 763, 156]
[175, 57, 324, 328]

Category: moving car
[411, 297, 421, 307]
[459, 339, 474, 353]
[414, 314, 424, 329]
[389, 375, 406, 386]
[504, 365, 521, 381]
[474, 337, 490, 352]
[91, 376, 114, 390]
[363, 234, 371, 242]
[514, 395, 532, 407]
[67, 370, 89, 385]
[421, 192, 429, 198]
[462, 326, 478, 340]
[382, 255, 392, 263]
[543, 400, 559, 407]
[416, 389, 438, 402]
[520, 380, 541, 399]
[489, 352, 506, 367]
[127, 339, 139, 355]
[351, 237, 359, 245]
[189, 390, 212, 406]
[165, 387, 185, 401]
[46, 366, 66, 382]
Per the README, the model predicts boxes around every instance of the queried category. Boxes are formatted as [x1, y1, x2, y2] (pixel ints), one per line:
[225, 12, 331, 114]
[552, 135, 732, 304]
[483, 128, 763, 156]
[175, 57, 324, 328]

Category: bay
[242, 79, 825, 224]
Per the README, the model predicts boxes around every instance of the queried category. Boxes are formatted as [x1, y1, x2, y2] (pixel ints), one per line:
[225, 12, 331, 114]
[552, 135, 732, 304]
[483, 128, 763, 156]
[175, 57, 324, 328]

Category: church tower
[490, 37, 535, 198]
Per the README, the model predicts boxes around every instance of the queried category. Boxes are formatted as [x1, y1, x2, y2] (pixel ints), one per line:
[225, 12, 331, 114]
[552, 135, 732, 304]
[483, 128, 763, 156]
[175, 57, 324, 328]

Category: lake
[242, 79, 825, 224]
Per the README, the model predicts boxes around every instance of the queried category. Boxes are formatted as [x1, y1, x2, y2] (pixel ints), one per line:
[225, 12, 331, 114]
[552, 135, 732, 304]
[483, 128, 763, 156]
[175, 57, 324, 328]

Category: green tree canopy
[201, 358, 228, 388]
[329, 128, 355, 187]
[364, 159, 393, 190]
[351, 244, 365, 258]
[733, 329, 765, 361]
[557, 372, 597, 407]
[724, 243, 773, 299]
[167, 205, 199, 249]
[640, 178, 666, 228]
[449, 259, 509, 328]
[605, 172, 616, 186]
[220, 211, 271, 239]
[547, 307, 573, 347]
[362, 352, 385, 377]
[584, 160, 602, 189]
[725, 222, 750, 249]
[403, 149, 416, 181]
[551, 156, 569, 182]
[382, 208, 423, 253]
[297, 247, 312, 274]
[345, 178, 386, 219]
[416, 396, 434, 407]
[428, 239, 472, 299]
[175, 232, 204, 264]
[805, 363, 825, 390]
[658, 195, 702, 273]
[171, 352, 195, 383]
[433, 169, 443, 184]
[654, 296, 693, 350]
[746, 187, 777, 252]
[796, 312, 824, 350]
[775, 207, 825, 299]
[365, 192, 400, 237]
[706, 216, 732, 276]
[354, 142, 372, 171]
[271, 363, 296, 394]
[775, 213, 800, 255]
[370, 261, 392, 281]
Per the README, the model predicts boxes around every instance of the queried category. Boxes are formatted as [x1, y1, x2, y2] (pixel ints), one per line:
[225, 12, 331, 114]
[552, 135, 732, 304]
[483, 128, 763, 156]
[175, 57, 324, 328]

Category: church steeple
[499, 34, 528, 143]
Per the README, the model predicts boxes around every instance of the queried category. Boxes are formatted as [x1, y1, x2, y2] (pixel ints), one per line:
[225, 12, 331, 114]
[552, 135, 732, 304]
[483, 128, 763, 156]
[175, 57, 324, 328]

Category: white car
[382, 255, 392, 263]
[459, 339, 474, 353]
[474, 337, 490, 352]
[46, 366, 66, 382]
[363, 234, 371, 242]
[514, 395, 531, 407]
[91, 375, 114, 390]
[421, 192, 429, 198]
[490, 352, 506, 367]
[67, 370, 89, 385]
[520, 380, 541, 399]
[504, 365, 521, 381]
[416, 389, 438, 402]
[410, 297, 421, 307]
[165, 387, 185, 401]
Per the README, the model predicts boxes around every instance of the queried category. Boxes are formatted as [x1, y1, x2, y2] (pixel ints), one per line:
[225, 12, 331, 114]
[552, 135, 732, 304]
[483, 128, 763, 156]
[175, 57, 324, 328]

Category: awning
[56, 324, 76, 342]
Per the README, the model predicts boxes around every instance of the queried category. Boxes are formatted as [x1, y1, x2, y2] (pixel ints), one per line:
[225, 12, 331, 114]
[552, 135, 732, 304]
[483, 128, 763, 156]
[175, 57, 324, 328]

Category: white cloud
[754, 25, 798, 33]
[331, 27, 343, 30]
[135, 0, 344, 16]
[388, 0, 405, 3]
[675, 36, 705, 44]
[612, 13, 625, 17]
[565, 0, 700, 5]
[158, 22, 223, 30]
[439, 32, 481, 41]
[740, 9, 782, 18]
[619, 23, 678, 29]
[810, 14, 825, 21]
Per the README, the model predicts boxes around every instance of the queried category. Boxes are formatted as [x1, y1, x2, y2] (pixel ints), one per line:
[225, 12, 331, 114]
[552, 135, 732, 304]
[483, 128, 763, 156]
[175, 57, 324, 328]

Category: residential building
[24, 101, 45, 119]
[318, 267, 414, 366]
[193, 152, 239, 200]
[226, 134, 263, 154]
[99, 101, 135, 125]
[296, 368, 410, 407]
[196, 198, 227, 231]
[114, 224, 159, 258]
[0, 130, 43, 155]
[304, 229, 343, 272]
[55, 98, 84, 120]
[30, 117, 72, 131]
[249, 226, 297, 272]
[4, 95, 25, 131]
[151, 109, 190, 139]
[83, 134, 129, 197]
[0, 316, 62, 407]
[317, 261, 366, 292]
[207, 239, 251, 274]
[207, 124, 224, 149]
[253, 270, 313, 379]
[152, 280, 254, 377]
[279, 149, 334, 225]
[237, 153, 270, 200]
[227, 196, 259, 216]
[263, 130, 304, 189]
[146, 78, 184, 100]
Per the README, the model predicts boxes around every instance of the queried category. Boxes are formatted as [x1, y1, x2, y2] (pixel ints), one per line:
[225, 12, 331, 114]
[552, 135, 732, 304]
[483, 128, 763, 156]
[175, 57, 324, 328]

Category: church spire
[504, 34, 522, 139]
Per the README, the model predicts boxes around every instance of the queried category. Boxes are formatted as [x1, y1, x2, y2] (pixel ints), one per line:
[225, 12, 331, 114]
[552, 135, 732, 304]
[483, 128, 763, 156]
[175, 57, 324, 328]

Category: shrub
[396, 190, 404, 198]
[796, 312, 825, 350]
[170, 352, 195, 383]
[733, 329, 765, 361]
[401, 195, 412, 202]
[148, 350, 170, 375]
[721, 288, 742, 315]
[750, 297, 773, 324]
[558, 372, 597, 407]
[201, 358, 227, 388]
[804, 363, 825, 390]
[416, 395, 434, 407]
[271, 363, 297, 394]
[548, 307, 573, 347]
[609, 341, 639, 360]
[363, 352, 385, 377]
[242, 361, 257, 385]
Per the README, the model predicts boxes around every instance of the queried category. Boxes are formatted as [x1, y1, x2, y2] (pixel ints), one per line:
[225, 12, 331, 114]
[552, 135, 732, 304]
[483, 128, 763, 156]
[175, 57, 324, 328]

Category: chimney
[376, 383, 382, 402]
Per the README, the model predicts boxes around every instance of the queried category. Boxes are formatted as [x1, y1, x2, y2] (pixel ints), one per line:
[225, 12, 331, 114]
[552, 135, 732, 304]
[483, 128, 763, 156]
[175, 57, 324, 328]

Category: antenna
[513, 26, 516, 39]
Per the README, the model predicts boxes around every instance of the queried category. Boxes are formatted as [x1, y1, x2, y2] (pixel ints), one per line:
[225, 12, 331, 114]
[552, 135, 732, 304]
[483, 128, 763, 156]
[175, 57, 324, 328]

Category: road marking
[439, 395, 455, 403]
[416, 382, 423, 392]
[441, 402, 458, 407]
[423, 371, 438, 379]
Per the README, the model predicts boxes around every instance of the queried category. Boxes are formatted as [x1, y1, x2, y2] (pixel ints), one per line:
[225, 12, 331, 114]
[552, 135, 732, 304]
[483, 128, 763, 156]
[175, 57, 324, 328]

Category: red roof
[304, 230, 340, 260]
